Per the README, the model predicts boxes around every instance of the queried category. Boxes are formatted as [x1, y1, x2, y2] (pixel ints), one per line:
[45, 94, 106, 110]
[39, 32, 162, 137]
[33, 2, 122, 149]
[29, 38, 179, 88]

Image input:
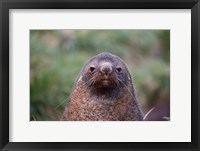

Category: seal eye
[89, 66, 95, 73]
[116, 67, 122, 73]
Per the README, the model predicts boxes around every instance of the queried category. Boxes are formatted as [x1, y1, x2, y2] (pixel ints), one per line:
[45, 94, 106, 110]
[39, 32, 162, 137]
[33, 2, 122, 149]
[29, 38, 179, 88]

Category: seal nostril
[102, 66, 111, 75]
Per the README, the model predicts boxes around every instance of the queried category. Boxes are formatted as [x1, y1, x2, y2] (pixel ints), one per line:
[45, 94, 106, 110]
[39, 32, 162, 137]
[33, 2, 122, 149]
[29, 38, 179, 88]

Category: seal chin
[101, 79, 112, 84]
[92, 79, 117, 92]
[100, 80, 115, 88]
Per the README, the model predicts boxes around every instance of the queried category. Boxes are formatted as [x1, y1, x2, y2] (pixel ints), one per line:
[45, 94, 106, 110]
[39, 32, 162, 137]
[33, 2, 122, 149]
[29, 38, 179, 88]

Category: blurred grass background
[30, 30, 170, 121]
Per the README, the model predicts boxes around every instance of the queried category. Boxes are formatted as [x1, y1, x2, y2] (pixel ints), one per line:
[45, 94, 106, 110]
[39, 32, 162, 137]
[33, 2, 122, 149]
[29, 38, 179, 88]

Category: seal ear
[75, 71, 83, 83]
[77, 75, 82, 83]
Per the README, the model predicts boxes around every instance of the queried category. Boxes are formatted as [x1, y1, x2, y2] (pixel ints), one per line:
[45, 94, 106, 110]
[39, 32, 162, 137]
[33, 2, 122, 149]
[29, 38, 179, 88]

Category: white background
[9, 9, 191, 142]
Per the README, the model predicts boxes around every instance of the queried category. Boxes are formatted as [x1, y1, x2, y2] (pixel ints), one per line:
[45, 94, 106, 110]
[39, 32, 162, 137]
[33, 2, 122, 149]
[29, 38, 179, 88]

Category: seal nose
[100, 65, 112, 76]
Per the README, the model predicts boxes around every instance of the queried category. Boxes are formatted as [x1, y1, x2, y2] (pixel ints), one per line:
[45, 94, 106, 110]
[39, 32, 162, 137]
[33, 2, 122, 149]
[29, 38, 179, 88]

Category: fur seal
[61, 52, 144, 121]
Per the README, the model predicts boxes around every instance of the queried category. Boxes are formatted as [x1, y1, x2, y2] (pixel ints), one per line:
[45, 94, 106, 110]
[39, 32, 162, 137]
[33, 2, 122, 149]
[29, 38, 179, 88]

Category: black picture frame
[0, 0, 199, 151]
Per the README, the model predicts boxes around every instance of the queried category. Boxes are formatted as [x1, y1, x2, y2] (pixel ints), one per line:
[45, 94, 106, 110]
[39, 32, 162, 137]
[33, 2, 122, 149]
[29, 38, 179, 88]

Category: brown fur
[61, 52, 143, 121]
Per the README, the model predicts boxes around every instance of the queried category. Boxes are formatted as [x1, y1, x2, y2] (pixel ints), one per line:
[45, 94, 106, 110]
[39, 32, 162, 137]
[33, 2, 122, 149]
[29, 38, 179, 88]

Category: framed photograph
[1, 0, 199, 151]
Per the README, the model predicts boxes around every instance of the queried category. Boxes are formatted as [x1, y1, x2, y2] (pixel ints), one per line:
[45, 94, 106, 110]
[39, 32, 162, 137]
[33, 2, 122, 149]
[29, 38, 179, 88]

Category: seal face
[82, 53, 130, 98]
[61, 52, 144, 121]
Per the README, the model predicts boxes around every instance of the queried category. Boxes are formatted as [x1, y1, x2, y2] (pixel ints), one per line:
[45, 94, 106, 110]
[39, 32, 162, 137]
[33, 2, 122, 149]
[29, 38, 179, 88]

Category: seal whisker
[55, 77, 96, 111]
[78, 76, 95, 88]
[116, 77, 134, 99]
[54, 96, 70, 110]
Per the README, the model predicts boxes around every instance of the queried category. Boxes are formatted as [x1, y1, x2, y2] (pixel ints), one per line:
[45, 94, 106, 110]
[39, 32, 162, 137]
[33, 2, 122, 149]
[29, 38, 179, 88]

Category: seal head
[80, 52, 133, 98]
